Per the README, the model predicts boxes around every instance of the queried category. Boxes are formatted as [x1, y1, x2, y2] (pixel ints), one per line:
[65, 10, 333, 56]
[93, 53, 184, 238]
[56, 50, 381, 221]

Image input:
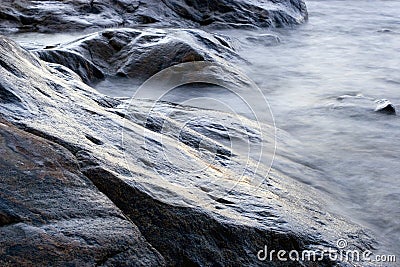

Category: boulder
[36, 49, 104, 84]
[0, 35, 378, 266]
[35, 28, 240, 84]
[0, 118, 165, 266]
[160, 0, 308, 28]
[0, 0, 307, 34]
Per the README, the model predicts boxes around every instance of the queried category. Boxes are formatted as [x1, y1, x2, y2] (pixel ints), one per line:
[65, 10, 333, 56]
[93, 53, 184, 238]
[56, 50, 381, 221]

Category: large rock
[34, 28, 240, 84]
[0, 0, 307, 34]
[0, 118, 165, 266]
[0, 35, 378, 266]
[161, 0, 308, 28]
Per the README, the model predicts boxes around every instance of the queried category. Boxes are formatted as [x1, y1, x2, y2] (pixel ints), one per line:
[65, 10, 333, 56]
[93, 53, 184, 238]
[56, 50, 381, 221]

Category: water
[9, 0, 400, 257]
[236, 0, 400, 256]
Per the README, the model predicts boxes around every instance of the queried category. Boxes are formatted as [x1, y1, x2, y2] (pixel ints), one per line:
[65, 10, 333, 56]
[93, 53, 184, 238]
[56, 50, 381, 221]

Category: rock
[245, 33, 281, 46]
[377, 29, 394, 33]
[0, 36, 378, 266]
[334, 94, 397, 116]
[375, 99, 396, 115]
[0, 118, 165, 266]
[0, 0, 308, 34]
[36, 49, 104, 84]
[35, 28, 241, 84]
[160, 0, 308, 28]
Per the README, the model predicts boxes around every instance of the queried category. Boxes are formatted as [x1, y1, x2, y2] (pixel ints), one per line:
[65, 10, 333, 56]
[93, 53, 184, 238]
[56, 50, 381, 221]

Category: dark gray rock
[0, 0, 307, 34]
[0, 118, 165, 266]
[35, 28, 241, 83]
[0, 36, 378, 266]
[375, 99, 396, 115]
[160, 0, 308, 28]
[36, 49, 104, 84]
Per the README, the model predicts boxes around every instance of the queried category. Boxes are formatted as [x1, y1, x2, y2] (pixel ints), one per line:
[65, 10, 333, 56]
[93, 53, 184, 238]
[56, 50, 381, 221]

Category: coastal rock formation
[35, 28, 239, 83]
[0, 35, 377, 266]
[0, 119, 165, 266]
[0, 0, 308, 34]
[160, 0, 308, 28]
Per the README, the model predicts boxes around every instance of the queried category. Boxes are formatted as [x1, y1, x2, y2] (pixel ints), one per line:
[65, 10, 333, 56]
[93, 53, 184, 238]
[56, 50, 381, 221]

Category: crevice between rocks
[0, 211, 22, 227]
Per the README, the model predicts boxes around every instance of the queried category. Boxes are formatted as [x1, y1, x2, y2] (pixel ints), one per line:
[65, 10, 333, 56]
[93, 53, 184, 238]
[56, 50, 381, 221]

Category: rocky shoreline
[1, 0, 308, 33]
[0, 1, 378, 266]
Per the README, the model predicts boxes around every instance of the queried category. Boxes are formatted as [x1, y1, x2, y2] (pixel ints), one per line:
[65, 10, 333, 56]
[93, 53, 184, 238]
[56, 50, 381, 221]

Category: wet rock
[0, 119, 165, 266]
[334, 94, 397, 116]
[375, 99, 396, 115]
[245, 33, 281, 46]
[0, 36, 378, 266]
[0, 0, 307, 34]
[35, 28, 241, 83]
[161, 0, 308, 28]
[377, 28, 394, 33]
[36, 49, 104, 84]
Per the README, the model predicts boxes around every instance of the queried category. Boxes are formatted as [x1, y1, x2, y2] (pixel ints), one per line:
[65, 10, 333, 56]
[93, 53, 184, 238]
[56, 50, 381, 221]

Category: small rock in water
[336, 93, 364, 101]
[377, 28, 393, 33]
[245, 33, 281, 46]
[375, 99, 396, 115]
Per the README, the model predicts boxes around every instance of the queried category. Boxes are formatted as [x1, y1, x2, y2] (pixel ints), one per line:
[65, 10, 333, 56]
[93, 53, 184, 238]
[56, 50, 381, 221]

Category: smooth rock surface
[0, 35, 377, 266]
[0, 0, 308, 34]
[34, 28, 240, 84]
[0, 118, 165, 266]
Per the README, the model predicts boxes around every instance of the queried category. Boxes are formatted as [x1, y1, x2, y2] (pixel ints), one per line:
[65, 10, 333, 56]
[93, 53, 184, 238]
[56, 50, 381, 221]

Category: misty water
[10, 0, 399, 257]
[239, 0, 400, 256]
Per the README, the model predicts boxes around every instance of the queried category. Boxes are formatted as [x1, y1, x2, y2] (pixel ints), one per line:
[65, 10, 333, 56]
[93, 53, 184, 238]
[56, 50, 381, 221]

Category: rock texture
[160, 0, 308, 28]
[0, 118, 165, 266]
[0, 0, 307, 34]
[35, 28, 239, 84]
[0, 34, 377, 266]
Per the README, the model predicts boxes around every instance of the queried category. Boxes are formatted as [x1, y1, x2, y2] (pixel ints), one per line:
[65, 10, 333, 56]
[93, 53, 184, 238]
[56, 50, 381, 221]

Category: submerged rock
[334, 94, 397, 116]
[375, 99, 396, 115]
[0, 35, 378, 266]
[245, 33, 282, 46]
[0, 0, 307, 34]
